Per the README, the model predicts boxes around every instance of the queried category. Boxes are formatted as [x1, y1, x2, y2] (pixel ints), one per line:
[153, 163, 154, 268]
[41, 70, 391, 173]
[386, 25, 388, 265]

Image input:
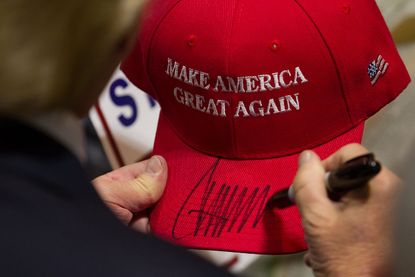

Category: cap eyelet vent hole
[342, 4, 351, 14]
[187, 35, 197, 48]
[270, 40, 280, 52]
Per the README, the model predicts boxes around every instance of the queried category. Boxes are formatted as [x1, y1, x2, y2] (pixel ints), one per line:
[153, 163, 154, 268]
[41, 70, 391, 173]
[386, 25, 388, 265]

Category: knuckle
[341, 143, 368, 153]
[338, 144, 370, 161]
[131, 176, 157, 205]
[372, 169, 401, 196]
[293, 175, 311, 198]
[293, 178, 315, 201]
[293, 164, 324, 198]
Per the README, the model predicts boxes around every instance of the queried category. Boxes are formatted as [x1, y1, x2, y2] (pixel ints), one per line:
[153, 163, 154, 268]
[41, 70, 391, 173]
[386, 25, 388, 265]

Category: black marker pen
[268, 153, 382, 209]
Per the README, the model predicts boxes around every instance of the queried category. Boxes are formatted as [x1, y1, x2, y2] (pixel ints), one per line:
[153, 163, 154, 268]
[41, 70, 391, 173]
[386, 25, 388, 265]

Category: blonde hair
[0, 0, 144, 116]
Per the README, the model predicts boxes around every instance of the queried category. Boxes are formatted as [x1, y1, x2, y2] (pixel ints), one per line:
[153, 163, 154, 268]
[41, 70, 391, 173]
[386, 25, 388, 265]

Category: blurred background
[364, 0, 415, 179]
[84, 0, 415, 276]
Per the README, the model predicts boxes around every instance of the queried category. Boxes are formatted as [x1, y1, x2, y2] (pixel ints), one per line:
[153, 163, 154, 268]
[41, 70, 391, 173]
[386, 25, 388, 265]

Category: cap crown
[122, 0, 410, 159]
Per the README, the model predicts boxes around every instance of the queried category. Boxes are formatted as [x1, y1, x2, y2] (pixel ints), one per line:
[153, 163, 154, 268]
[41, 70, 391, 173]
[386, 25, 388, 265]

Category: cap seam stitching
[226, 0, 239, 157]
[292, 0, 354, 124]
[227, 0, 242, 157]
[145, 0, 187, 104]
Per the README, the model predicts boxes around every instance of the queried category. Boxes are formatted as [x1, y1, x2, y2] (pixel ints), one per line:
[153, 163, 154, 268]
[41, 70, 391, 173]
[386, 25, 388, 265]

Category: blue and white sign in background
[89, 68, 160, 169]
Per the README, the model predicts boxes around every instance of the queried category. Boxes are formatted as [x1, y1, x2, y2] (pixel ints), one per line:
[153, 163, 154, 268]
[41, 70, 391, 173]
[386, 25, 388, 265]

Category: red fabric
[151, 114, 363, 254]
[295, 0, 410, 121]
[121, 0, 411, 254]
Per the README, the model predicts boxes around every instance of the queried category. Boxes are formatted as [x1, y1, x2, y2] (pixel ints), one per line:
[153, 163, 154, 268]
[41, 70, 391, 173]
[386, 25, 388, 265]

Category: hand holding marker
[268, 153, 382, 209]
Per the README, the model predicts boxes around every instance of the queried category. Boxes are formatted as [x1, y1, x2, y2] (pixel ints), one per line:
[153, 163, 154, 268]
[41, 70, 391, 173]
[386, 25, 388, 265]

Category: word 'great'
[174, 87, 300, 118]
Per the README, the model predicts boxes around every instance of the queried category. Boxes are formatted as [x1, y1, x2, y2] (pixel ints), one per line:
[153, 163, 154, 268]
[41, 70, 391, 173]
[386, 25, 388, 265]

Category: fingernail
[299, 150, 313, 166]
[145, 156, 163, 176]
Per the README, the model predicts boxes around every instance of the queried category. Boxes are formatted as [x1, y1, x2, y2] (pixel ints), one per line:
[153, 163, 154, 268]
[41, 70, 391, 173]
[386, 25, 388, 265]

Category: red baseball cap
[122, 0, 410, 254]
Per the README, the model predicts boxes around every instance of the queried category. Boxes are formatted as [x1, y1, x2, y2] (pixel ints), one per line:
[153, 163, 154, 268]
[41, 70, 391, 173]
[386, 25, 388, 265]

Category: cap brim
[150, 113, 364, 254]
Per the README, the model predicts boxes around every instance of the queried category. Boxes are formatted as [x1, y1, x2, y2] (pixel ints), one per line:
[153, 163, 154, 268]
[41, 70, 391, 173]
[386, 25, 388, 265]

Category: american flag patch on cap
[368, 55, 389, 85]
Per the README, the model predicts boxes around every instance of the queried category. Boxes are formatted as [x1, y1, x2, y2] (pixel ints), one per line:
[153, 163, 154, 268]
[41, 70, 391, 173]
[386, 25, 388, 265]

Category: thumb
[293, 151, 333, 217]
[93, 156, 168, 224]
[128, 155, 168, 211]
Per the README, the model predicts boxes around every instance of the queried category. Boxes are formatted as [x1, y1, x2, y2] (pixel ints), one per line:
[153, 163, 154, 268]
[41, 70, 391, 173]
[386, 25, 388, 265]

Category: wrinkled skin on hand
[92, 155, 168, 233]
[293, 144, 401, 277]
